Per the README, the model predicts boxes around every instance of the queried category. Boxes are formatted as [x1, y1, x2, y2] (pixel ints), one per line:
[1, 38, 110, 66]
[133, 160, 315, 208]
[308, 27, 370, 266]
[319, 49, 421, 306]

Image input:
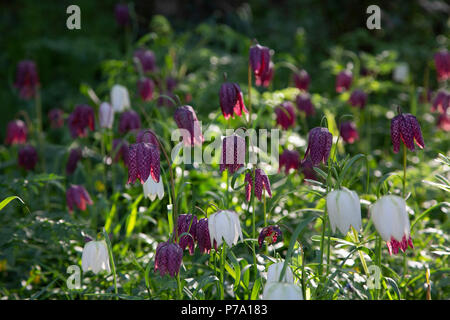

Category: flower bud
[5, 120, 27, 145]
[68, 104, 95, 138]
[390, 112, 424, 153]
[335, 70, 352, 93]
[296, 92, 315, 116]
[81, 240, 111, 274]
[99, 102, 114, 129]
[66, 184, 93, 212]
[119, 110, 141, 134]
[18, 145, 38, 170]
[174, 105, 204, 146]
[393, 63, 409, 83]
[326, 188, 362, 235]
[208, 210, 243, 247]
[154, 241, 183, 277]
[14, 60, 39, 99]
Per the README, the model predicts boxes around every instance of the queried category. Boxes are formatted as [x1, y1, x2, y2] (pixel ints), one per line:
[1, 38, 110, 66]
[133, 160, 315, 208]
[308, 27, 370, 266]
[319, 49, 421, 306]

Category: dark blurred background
[0, 0, 448, 140]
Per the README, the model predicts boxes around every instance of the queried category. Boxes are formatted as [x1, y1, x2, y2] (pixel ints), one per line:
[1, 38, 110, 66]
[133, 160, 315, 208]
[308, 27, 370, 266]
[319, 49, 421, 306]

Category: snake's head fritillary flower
[279, 149, 300, 174]
[154, 241, 183, 277]
[249, 43, 271, 79]
[258, 225, 282, 248]
[68, 104, 95, 138]
[136, 129, 159, 147]
[81, 240, 111, 274]
[349, 89, 368, 109]
[255, 61, 274, 88]
[134, 48, 157, 73]
[266, 261, 294, 283]
[220, 135, 246, 174]
[275, 102, 296, 130]
[66, 148, 82, 175]
[437, 113, 450, 132]
[174, 105, 204, 146]
[111, 84, 131, 112]
[245, 169, 272, 202]
[434, 50, 450, 82]
[300, 156, 317, 182]
[431, 90, 449, 114]
[196, 218, 213, 254]
[390, 112, 424, 153]
[262, 282, 303, 300]
[296, 92, 315, 116]
[143, 174, 164, 201]
[340, 121, 359, 144]
[119, 110, 141, 134]
[293, 69, 310, 91]
[5, 120, 27, 145]
[335, 70, 352, 93]
[112, 139, 129, 166]
[138, 77, 155, 101]
[304, 127, 333, 166]
[127, 142, 160, 184]
[370, 195, 414, 255]
[99, 102, 114, 129]
[208, 210, 243, 248]
[66, 185, 93, 213]
[166, 77, 177, 92]
[18, 145, 38, 171]
[14, 60, 39, 100]
[219, 82, 248, 120]
[114, 3, 130, 27]
[326, 188, 362, 235]
[176, 214, 198, 255]
[48, 108, 64, 128]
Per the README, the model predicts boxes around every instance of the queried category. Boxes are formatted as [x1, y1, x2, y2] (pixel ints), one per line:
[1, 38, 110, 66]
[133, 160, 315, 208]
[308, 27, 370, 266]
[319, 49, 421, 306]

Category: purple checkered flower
[119, 110, 141, 134]
[390, 113, 425, 153]
[255, 61, 274, 88]
[196, 218, 213, 254]
[304, 127, 333, 166]
[5, 120, 27, 145]
[66, 184, 93, 213]
[154, 241, 183, 277]
[134, 48, 157, 73]
[174, 105, 204, 146]
[114, 3, 130, 27]
[279, 149, 300, 174]
[340, 121, 359, 144]
[434, 50, 450, 82]
[66, 148, 82, 175]
[127, 142, 160, 184]
[249, 43, 271, 79]
[432, 90, 449, 114]
[112, 139, 129, 166]
[138, 77, 154, 101]
[293, 69, 310, 91]
[245, 168, 272, 202]
[176, 214, 198, 255]
[335, 70, 352, 93]
[220, 135, 246, 174]
[48, 108, 64, 128]
[349, 89, 367, 109]
[258, 226, 282, 248]
[275, 102, 296, 130]
[296, 92, 315, 116]
[219, 82, 248, 120]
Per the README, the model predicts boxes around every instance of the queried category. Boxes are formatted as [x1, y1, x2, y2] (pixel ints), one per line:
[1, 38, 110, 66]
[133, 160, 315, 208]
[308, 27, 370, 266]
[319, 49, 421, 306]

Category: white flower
[262, 282, 303, 300]
[370, 195, 410, 242]
[111, 84, 130, 112]
[393, 63, 409, 83]
[266, 261, 294, 283]
[99, 102, 114, 129]
[208, 210, 243, 247]
[326, 187, 362, 234]
[143, 175, 164, 201]
[81, 240, 111, 274]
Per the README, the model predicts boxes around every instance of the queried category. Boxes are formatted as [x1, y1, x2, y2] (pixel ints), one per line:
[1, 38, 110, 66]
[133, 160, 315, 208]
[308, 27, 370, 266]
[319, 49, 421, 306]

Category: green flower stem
[103, 228, 118, 300]
[352, 226, 369, 276]
[220, 243, 227, 300]
[318, 210, 327, 279]
[176, 272, 183, 300]
[375, 235, 382, 300]
[251, 169, 257, 281]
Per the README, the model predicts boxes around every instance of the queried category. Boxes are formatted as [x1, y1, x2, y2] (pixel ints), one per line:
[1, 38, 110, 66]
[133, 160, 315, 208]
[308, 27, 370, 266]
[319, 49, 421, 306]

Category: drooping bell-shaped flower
[326, 188, 362, 235]
[5, 120, 27, 145]
[335, 70, 352, 93]
[119, 110, 141, 134]
[348, 89, 368, 109]
[154, 241, 183, 277]
[437, 113, 450, 132]
[390, 112, 425, 153]
[434, 50, 450, 82]
[176, 214, 198, 255]
[18, 145, 38, 170]
[296, 92, 315, 116]
[68, 104, 95, 138]
[220, 135, 246, 174]
[393, 63, 409, 83]
[304, 127, 333, 166]
[14, 60, 39, 99]
[138, 77, 154, 101]
[245, 168, 272, 202]
[208, 210, 243, 248]
[111, 84, 131, 112]
[279, 149, 300, 174]
[99, 102, 114, 129]
[112, 139, 129, 166]
[143, 174, 164, 201]
[114, 3, 130, 27]
[258, 226, 282, 248]
[340, 121, 359, 144]
[275, 102, 296, 130]
[293, 69, 310, 91]
[134, 48, 157, 73]
[300, 156, 317, 182]
[174, 105, 204, 146]
[255, 61, 274, 88]
[370, 195, 414, 255]
[127, 142, 160, 184]
[66, 184, 93, 212]
[219, 82, 248, 120]
[266, 261, 294, 283]
[431, 90, 449, 114]
[262, 282, 303, 300]
[81, 240, 111, 274]
[66, 148, 82, 175]
[196, 218, 212, 254]
[48, 108, 64, 128]
[249, 44, 271, 79]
